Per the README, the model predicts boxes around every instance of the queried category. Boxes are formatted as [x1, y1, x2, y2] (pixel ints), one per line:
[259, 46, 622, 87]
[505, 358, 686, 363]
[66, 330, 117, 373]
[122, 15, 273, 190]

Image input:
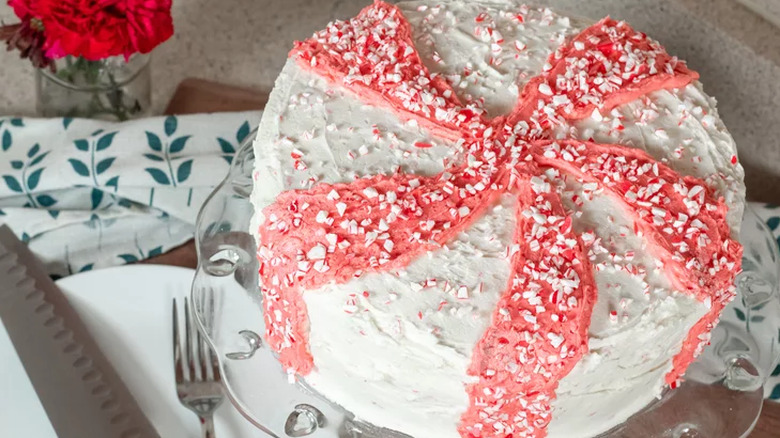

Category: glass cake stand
[191, 131, 780, 438]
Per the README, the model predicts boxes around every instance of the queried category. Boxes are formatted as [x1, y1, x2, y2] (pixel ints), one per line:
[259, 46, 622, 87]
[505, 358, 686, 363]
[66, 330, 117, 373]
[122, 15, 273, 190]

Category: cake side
[250, 1, 746, 437]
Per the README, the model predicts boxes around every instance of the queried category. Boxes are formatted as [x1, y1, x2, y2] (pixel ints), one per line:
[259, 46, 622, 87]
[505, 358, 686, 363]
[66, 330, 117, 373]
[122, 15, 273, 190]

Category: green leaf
[79, 264, 94, 272]
[74, 139, 89, 151]
[143, 153, 164, 162]
[29, 151, 49, 167]
[169, 135, 190, 153]
[21, 232, 30, 243]
[10, 118, 24, 127]
[734, 308, 746, 321]
[10, 160, 23, 170]
[145, 168, 170, 185]
[148, 246, 163, 257]
[47, 210, 59, 219]
[176, 159, 193, 183]
[750, 315, 765, 323]
[91, 188, 104, 210]
[0, 209, 5, 216]
[164, 116, 178, 136]
[27, 144, 40, 158]
[91, 129, 104, 136]
[86, 215, 100, 229]
[36, 194, 56, 207]
[218, 138, 235, 154]
[63, 118, 73, 129]
[27, 168, 43, 190]
[86, 214, 100, 230]
[105, 175, 119, 189]
[222, 155, 234, 165]
[771, 363, 780, 377]
[768, 217, 780, 231]
[96, 157, 116, 175]
[237, 121, 251, 143]
[771, 384, 780, 400]
[96, 132, 117, 151]
[2, 131, 12, 151]
[2, 175, 22, 193]
[68, 159, 90, 177]
[118, 254, 139, 263]
[116, 198, 133, 208]
[145, 131, 162, 152]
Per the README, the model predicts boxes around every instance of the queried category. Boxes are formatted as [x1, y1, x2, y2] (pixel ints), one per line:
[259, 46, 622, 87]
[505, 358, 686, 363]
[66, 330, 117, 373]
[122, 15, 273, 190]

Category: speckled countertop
[1, 0, 780, 202]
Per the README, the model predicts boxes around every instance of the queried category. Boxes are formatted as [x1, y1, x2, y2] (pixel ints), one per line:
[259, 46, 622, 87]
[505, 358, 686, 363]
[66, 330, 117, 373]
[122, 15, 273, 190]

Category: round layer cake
[250, 1, 746, 437]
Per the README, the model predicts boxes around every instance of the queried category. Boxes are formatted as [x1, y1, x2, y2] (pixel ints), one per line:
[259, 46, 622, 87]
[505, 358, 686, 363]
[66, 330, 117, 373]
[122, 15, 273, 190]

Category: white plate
[0, 264, 266, 438]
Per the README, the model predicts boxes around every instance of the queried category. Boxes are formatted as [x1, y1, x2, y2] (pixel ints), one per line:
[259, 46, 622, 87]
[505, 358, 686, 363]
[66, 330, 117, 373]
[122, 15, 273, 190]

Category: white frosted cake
[250, 1, 746, 437]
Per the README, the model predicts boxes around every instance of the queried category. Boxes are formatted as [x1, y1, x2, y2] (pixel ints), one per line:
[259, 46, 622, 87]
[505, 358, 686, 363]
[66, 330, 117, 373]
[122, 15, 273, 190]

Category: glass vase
[35, 54, 151, 121]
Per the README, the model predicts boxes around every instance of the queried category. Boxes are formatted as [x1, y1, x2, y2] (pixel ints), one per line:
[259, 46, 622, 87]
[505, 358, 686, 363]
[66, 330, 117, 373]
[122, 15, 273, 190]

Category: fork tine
[206, 289, 223, 383]
[195, 311, 210, 382]
[193, 298, 205, 382]
[173, 298, 184, 384]
[200, 289, 215, 382]
[184, 297, 200, 382]
[192, 297, 209, 383]
[210, 343, 222, 383]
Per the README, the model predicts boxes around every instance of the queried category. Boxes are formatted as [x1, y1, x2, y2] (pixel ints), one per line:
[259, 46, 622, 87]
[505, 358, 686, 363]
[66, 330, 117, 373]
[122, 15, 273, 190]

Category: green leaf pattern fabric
[0, 111, 261, 278]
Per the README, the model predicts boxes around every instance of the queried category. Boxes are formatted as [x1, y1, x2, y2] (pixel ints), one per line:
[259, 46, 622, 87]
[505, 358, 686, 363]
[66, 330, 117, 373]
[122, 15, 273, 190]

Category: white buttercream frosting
[250, 1, 746, 437]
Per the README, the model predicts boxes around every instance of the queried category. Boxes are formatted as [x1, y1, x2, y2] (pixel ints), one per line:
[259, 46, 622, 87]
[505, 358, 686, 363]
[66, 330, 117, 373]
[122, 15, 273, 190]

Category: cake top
[254, 2, 743, 437]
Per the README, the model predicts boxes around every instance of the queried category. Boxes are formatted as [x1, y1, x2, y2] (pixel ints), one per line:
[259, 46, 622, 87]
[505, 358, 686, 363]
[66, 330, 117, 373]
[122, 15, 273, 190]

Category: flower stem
[50, 56, 135, 121]
[106, 71, 129, 121]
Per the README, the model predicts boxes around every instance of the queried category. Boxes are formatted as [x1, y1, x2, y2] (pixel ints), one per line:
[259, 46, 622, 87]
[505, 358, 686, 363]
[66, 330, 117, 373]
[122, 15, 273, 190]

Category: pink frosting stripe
[533, 139, 741, 384]
[291, 1, 489, 142]
[257, 2, 741, 437]
[460, 172, 598, 437]
[507, 17, 700, 138]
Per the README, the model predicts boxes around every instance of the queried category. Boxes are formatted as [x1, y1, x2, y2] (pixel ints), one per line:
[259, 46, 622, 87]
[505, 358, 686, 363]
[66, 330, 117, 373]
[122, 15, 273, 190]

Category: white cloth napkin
[0, 112, 261, 277]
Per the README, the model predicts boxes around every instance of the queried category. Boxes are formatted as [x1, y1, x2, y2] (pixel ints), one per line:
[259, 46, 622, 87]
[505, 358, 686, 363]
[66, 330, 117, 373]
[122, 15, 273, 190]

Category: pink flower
[6, 0, 174, 60]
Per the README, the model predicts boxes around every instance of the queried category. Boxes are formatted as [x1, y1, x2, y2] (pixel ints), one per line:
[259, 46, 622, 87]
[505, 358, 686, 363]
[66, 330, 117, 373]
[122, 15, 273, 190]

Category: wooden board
[164, 77, 269, 115]
[146, 78, 780, 438]
[751, 402, 780, 437]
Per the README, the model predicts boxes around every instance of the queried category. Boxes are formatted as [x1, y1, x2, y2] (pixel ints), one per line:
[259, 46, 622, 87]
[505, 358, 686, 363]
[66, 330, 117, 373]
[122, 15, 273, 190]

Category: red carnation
[6, 0, 173, 61]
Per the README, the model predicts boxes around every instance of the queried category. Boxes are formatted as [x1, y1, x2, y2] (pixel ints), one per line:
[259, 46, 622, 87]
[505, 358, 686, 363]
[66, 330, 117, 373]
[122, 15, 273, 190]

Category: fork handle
[199, 415, 216, 438]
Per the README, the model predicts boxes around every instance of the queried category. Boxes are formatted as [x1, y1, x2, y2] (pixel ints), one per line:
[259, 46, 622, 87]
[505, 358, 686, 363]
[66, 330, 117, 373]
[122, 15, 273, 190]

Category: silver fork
[173, 297, 225, 438]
